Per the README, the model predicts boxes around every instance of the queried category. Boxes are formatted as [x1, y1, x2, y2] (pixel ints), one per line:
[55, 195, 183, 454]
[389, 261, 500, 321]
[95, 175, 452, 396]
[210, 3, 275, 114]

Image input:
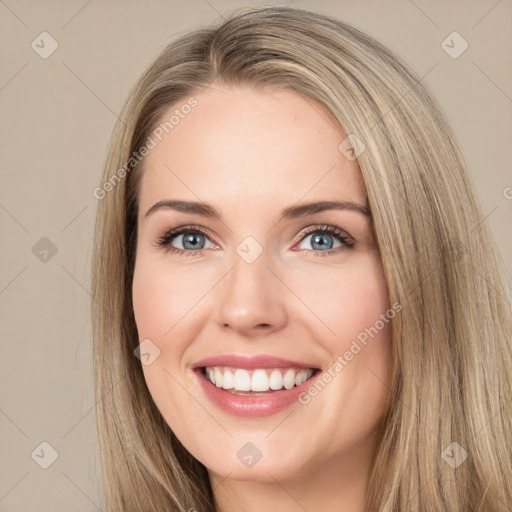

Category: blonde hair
[91, 6, 512, 511]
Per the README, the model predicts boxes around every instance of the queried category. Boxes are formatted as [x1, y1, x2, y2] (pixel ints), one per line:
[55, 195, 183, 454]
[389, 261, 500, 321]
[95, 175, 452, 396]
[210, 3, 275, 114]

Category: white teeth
[234, 369, 251, 391]
[214, 368, 223, 388]
[295, 369, 311, 386]
[283, 369, 296, 389]
[302, 369, 314, 383]
[251, 369, 269, 392]
[204, 366, 315, 392]
[269, 369, 283, 390]
[222, 369, 234, 390]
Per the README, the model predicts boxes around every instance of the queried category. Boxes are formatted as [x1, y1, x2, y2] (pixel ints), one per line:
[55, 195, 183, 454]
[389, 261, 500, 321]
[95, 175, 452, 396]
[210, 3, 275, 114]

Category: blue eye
[172, 232, 209, 251]
[155, 226, 215, 257]
[155, 224, 354, 258]
[297, 225, 354, 255]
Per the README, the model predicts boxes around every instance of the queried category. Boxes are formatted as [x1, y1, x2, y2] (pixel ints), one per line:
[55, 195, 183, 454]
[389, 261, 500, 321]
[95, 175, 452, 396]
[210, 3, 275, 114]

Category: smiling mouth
[197, 366, 321, 395]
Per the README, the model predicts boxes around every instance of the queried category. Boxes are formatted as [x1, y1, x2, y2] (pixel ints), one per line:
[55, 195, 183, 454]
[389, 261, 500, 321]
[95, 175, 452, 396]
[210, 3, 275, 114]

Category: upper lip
[192, 354, 320, 370]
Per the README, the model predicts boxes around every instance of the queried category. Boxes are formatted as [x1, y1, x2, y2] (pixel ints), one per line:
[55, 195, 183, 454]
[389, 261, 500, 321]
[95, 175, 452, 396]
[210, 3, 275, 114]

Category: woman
[91, 6, 512, 511]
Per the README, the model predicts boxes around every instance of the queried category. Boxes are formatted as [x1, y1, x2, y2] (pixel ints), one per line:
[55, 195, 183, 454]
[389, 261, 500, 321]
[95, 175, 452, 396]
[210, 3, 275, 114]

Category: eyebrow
[144, 199, 371, 222]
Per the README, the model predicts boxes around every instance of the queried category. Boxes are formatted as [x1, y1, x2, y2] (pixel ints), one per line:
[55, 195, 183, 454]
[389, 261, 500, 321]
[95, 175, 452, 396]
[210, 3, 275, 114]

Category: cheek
[131, 258, 193, 406]
[132, 257, 204, 340]
[131, 256, 213, 406]
[290, 254, 393, 424]
[331, 266, 390, 348]
[131, 260, 205, 431]
[286, 252, 391, 349]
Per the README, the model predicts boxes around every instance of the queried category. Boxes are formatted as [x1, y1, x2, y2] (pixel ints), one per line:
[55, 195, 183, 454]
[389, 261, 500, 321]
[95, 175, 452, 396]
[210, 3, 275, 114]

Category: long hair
[91, 6, 512, 511]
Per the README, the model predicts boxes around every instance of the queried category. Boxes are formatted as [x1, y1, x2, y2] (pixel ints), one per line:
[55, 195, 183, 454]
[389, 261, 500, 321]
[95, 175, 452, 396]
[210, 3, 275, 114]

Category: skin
[132, 83, 393, 512]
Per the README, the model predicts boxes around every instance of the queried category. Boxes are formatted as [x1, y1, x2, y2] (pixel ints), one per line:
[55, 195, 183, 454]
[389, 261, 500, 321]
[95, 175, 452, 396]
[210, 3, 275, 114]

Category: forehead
[138, 85, 366, 216]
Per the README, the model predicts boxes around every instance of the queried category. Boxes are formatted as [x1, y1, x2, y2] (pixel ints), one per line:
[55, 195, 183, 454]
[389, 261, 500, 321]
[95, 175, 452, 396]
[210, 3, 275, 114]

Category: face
[132, 84, 393, 487]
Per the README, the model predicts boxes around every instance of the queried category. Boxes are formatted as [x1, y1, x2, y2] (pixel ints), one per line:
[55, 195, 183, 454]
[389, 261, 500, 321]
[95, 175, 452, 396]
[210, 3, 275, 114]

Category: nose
[214, 249, 288, 338]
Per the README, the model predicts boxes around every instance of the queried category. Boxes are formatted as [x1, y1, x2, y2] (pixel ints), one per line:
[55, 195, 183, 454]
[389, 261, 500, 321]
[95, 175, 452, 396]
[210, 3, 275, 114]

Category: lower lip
[194, 369, 319, 418]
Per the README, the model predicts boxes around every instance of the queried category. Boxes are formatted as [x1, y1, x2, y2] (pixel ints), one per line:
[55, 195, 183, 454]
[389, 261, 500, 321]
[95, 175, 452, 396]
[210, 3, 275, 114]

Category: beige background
[1, 0, 511, 510]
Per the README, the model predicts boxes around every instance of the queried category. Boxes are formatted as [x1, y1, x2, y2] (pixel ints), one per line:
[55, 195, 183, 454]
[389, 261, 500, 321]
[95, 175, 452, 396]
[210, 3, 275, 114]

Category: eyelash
[154, 224, 354, 258]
